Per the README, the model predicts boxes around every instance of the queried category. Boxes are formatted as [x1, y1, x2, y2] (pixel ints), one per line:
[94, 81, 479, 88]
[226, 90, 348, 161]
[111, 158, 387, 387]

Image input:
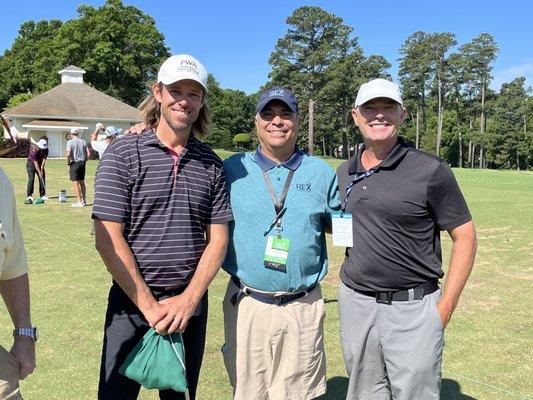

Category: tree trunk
[347, 135, 350, 158]
[479, 81, 486, 169]
[468, 140, 472, 167]
[322, 137, 326, 157]
[436, 77, 443, 156]
[308, 98, 315, 154]
[416, 106, 420, 149]
[471, 143, 476, 169]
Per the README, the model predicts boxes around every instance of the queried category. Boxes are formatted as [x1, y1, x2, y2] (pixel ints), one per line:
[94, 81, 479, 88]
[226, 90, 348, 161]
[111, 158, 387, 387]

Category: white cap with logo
[157, 54, 208, 92]
[36, 139, 48, 149]
[355, 79, 403, 107]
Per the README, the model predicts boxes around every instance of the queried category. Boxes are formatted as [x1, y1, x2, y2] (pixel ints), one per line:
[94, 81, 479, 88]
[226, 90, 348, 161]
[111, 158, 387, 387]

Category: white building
[2, 65, 141, 157]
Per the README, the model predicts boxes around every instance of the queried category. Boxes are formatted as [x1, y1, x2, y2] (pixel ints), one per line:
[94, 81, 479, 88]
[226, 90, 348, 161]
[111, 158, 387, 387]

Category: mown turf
[0, 156, 531, 400]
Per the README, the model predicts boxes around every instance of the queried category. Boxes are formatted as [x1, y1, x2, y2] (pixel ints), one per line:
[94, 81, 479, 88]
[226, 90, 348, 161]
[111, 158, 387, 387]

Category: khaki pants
[223, 279, 326, 400]
[0, 345, 23, 400]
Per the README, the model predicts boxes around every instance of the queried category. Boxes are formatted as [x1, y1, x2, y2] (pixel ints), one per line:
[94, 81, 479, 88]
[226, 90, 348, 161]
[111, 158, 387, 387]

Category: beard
[160, 104, 198, 133]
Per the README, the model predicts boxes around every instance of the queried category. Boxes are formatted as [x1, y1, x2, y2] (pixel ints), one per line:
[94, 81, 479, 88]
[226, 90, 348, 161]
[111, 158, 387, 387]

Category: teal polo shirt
[222, 147, 340, 292]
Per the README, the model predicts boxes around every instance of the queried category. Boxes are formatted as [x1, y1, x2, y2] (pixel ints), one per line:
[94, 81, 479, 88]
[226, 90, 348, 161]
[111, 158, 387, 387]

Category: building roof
[58, 65, 86, 74]
[3, 83, 142, 122]
[22, 119, 88, 130]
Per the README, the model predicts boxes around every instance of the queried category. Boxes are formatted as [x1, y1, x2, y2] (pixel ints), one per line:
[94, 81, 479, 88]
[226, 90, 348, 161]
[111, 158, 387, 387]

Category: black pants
[26, 163, 45, 197]
[98, 283, 208, 400]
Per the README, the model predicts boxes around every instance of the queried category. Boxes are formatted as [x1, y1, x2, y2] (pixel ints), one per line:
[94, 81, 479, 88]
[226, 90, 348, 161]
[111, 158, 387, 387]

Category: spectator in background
[25, 139, 48, 204]
[66, 128, 90, 207]
[90, 124, 122, 157]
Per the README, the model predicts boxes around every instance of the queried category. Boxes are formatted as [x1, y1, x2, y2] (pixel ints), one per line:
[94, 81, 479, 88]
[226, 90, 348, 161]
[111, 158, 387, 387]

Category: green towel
[119, 328, 188, 394]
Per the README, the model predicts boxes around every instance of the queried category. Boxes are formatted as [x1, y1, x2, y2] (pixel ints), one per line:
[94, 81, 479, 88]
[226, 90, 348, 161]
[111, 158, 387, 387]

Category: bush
[0, 138, 30, 158]
[232, 133, 252, 149]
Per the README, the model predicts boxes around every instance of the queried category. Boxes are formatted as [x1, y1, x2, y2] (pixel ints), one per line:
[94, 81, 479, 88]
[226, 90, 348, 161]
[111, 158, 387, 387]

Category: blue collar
[253, 145, 303, 171]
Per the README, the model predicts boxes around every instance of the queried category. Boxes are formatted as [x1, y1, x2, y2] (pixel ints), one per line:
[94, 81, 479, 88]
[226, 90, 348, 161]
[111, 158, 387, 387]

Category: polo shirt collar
[348, 137, 409, 174]
[253, 145, 303, 171]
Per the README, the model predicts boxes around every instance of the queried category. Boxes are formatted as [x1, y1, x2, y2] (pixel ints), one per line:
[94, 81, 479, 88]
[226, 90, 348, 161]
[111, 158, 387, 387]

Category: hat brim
[256, 97, 298, 114]
[159, 75, 208, 92]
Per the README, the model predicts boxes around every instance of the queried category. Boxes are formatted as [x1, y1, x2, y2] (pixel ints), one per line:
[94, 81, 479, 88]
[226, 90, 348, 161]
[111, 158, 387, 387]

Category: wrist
[13, 327, 38, 342]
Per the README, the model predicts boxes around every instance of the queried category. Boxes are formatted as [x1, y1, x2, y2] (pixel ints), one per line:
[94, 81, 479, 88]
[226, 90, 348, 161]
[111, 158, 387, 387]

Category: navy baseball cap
[256, 87, 299, 114]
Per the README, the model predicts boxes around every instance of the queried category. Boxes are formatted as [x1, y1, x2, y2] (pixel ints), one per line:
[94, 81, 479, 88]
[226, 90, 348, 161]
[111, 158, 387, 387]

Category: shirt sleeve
[91, 141, 105, 154]
[206, 162, 233, 224]
[427, 163, 472, 231]
[66, 140, 72, 152]
[91, 142, 132, 223]
[1, 172, 29, 280]
[326, 168, 341, 214]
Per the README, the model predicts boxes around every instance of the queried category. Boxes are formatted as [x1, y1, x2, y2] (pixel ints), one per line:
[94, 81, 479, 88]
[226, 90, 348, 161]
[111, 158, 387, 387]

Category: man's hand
[125, 123, 148, 135]
[436, 298, 454, 329]
[140, 301, 168, 328]
[154, 294, 199, 335]
[11, 337, 35, 380]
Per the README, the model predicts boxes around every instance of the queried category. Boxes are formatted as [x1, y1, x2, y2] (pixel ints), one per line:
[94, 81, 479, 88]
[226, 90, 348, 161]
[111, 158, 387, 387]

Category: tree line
[1, 1, 531, 169]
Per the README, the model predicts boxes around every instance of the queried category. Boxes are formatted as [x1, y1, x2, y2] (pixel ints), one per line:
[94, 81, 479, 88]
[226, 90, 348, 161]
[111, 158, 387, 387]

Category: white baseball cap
[104, 126, 122, 137]
[157, 54, 208, 92]
[36, 139, 48, 149]
[69, 128, 80, 135]
[355, 79, 403, 107]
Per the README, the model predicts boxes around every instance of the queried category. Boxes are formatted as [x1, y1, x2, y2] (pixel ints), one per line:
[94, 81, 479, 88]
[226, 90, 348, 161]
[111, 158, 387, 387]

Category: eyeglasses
[258, 110, 296, 121]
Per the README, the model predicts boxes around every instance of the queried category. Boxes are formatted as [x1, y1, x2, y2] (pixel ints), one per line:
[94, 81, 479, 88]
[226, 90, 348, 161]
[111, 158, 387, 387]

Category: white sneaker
[41, 195, 49, 201]
[71, 201, 81, 207]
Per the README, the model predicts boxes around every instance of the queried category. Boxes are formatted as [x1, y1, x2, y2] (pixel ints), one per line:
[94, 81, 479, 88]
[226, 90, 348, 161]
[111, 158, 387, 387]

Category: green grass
[0, 154, 531, 400]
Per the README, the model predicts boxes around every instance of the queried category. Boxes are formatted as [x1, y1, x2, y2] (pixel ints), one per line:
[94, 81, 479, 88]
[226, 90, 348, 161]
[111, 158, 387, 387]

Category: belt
[349, 280, 439, 305]
[230, 276, 315, 306]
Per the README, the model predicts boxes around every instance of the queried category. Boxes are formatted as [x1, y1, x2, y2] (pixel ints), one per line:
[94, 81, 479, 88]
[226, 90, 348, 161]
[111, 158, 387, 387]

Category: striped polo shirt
[92, 130, 233, 289]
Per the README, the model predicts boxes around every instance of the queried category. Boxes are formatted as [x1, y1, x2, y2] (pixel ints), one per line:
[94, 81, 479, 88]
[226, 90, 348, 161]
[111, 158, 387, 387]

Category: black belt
[230, 276, 315, 306]
[349, 280, 439, 305]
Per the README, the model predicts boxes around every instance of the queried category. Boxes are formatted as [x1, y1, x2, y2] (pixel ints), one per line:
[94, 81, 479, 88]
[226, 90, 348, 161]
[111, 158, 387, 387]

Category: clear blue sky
[2, 0, 532, 94]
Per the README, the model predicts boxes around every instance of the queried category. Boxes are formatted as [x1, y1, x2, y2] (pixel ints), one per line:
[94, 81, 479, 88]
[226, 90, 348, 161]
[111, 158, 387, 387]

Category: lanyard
[262, 169, 294, 236]
[341, 169, 376, 212]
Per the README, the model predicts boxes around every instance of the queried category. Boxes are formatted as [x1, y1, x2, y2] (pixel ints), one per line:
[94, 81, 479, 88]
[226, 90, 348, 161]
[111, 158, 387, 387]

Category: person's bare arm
[155, 223, 229, 334]
[437, 220, 477, 328]
[94, 219, 166, 326]
[33, 160, 43, 178]
[0, 274, 36, 380]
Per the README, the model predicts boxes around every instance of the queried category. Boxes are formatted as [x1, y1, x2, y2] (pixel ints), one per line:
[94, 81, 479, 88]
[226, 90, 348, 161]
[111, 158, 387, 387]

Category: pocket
[428, 291, 444, 331]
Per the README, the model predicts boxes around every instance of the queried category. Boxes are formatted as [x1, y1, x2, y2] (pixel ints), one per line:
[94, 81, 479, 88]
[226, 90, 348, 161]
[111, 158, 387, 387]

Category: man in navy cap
[221, 87, 340, 400]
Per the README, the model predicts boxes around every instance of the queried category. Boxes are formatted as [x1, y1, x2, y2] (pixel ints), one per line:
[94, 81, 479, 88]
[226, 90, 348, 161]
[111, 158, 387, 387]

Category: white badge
[332, 211, 353, 247]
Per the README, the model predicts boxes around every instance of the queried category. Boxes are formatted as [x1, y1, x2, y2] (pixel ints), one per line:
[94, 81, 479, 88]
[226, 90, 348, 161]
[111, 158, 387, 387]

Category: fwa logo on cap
[157, 54, 208, 92]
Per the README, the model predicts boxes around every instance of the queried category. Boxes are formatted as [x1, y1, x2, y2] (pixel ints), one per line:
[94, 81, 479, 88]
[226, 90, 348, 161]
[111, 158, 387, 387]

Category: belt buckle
[274, 295, 284, 306]
[375, 291, 393, 305]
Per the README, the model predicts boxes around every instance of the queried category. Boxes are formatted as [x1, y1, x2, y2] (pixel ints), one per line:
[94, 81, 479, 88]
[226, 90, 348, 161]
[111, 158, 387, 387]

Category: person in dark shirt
[336, 79, 477, 400]
[25, 139, 49, 204]
[92, 54, 232, 400]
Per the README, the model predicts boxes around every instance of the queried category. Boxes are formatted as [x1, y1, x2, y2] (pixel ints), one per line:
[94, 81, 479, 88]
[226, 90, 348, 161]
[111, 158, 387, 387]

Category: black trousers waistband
[346, 280, 439, 305]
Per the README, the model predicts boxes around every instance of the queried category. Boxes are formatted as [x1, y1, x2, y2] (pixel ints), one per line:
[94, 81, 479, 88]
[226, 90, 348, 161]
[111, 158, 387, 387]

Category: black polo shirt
[336, 138, 471, 291]
[92, 130, 233, 289]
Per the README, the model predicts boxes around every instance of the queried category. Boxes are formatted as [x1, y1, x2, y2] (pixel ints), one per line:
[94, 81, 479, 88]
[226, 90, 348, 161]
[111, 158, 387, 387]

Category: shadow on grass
[317, 376, 348, 399]
[441, 378, 477, 399]
[315, 377, 476, 399]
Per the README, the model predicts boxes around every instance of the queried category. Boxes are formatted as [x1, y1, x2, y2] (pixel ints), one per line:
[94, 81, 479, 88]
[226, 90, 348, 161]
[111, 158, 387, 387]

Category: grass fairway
[0, 155, 531, 400]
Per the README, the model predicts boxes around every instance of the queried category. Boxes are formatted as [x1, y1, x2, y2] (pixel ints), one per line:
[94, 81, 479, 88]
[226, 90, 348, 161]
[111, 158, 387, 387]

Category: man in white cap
[336, 78, 477, 399]
[24, 138, 49, 204]
[0, 166, 37, 399]
[92, 54, 232, 400]
[66, 128, 89, 207]
[90, 124, 122, 157]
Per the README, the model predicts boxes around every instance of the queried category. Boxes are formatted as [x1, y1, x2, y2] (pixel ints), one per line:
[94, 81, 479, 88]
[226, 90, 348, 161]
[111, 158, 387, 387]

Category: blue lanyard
[341, 169, 376, 212]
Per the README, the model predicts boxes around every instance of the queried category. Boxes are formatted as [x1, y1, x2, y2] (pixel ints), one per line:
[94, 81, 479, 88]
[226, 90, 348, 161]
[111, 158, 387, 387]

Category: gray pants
[338, 282, 444, 400]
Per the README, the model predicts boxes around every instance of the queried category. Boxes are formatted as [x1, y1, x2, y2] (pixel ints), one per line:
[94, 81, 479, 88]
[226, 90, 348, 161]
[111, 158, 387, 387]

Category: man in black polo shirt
[336, 79, 477, 399]
[92, 54, 233, 400]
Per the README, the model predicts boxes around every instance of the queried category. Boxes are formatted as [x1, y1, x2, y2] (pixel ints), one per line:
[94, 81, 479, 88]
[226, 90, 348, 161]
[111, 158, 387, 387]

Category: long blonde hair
[138, 83, 211, 139]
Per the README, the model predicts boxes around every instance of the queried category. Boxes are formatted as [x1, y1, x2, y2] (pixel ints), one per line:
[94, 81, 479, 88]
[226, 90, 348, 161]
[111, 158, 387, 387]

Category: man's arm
[94, 219, 166, 326]
[437, 220, 477, 328]
[155, 223, 229, 334]
[0, 274, 36, 380]
[90, 124, 104, 144]
[33, 160, 43, 178]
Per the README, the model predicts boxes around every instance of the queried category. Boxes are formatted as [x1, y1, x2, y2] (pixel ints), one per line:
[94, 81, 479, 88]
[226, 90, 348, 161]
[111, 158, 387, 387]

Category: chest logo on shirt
[296, 182, 312, 192]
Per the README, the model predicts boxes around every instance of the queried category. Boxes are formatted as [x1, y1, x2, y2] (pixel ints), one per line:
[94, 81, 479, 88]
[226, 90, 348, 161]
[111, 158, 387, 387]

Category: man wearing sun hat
[221, 87, 340, 399]
[336, 78, 477, 399]
[66, 128, 89, 207]
[24, 138, 49, 204]
[92, 54, 232, 400]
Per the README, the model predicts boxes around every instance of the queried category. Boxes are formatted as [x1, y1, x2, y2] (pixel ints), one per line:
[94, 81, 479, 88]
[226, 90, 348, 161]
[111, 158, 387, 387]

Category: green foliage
[207, 75, 255, 148]
[232, 133, 252, 149]
[0, 0, 169, 108]
[7, 92, 36, 108]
